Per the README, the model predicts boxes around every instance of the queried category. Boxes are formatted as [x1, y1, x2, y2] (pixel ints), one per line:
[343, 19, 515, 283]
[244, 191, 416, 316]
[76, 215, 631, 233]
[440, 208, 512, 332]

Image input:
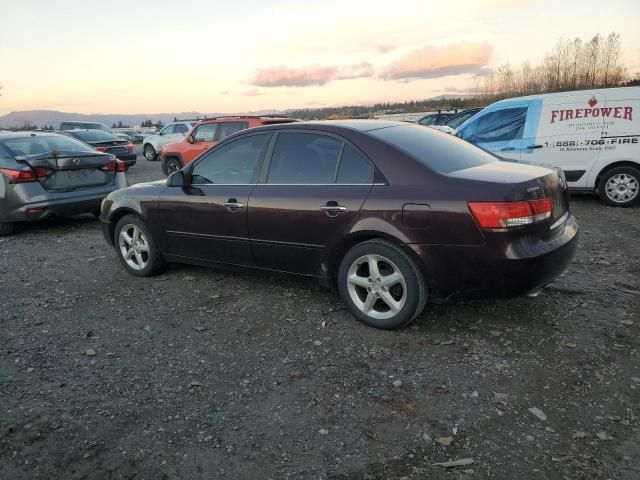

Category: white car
[142, 121, 198, 161]
[454, 87, 640, 206]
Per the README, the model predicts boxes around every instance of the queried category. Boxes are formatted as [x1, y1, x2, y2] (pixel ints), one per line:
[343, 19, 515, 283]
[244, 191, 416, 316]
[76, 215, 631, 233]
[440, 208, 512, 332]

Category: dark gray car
[0, 132, 127, 236]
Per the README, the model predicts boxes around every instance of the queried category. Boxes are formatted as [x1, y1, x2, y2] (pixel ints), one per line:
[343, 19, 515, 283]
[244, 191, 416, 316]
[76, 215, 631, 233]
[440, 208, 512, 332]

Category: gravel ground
[1, 145, 639, 479]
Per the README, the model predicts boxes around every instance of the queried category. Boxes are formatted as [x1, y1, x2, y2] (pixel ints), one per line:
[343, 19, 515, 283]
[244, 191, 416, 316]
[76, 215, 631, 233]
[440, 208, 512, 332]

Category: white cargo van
[454, 87, 640, 206]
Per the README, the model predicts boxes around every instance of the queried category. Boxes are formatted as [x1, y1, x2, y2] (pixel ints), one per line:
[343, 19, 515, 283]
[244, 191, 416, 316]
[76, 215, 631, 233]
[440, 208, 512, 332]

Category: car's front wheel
[598, 166, 640, 207]
[113, 214, 166, 276]
[143, 144, 157, 161]
[164, 157, 182, 176]
[338, 239, 427, 329]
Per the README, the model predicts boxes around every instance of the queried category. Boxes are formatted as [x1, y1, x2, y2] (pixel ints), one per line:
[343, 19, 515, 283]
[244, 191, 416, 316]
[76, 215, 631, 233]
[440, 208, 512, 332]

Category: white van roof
[492, 87, 639, 106]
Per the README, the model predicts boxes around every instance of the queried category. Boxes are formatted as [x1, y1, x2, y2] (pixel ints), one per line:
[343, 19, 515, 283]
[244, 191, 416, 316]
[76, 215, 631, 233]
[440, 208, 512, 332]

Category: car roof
[0, 131, 63, 140]
[199, 116, 296, 124]
[255, 119, 408, 132]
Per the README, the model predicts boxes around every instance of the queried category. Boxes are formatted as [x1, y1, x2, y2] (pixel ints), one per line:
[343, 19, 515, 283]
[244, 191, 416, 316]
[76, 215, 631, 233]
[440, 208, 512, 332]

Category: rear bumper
[0, 177, 126, 223]
[410, 215, 579, 300]
[116, 152, 137, 166]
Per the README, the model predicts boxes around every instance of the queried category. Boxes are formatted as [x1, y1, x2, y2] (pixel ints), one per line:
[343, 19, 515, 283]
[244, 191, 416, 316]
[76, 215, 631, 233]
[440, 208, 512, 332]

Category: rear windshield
[70, 130, 118, 142]
[83, 123, 111, 132]
[2, 135, 97, 156]
[370, 124, 496, 174]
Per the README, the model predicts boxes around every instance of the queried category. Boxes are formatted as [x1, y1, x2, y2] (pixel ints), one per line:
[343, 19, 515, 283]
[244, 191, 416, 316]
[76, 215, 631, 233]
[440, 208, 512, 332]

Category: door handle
[526, 144, 543, 149]
[500, 146, 516, 151]
[320, 204, 348, 213]
[223, 199, 244, 210]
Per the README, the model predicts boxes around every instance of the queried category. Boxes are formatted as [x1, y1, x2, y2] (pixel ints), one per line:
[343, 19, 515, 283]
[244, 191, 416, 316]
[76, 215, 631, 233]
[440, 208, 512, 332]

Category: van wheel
[337, 240, 427, 330]
[0, 222, 16, 236]
[598, 166, 640, 207]
[113, 214, 166, 276]
[143, 144, 157, 161]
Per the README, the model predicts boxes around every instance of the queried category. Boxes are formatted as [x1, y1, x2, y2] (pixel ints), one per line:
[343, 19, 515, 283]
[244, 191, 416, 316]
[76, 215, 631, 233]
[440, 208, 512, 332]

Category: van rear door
[520, 91, 605, 188]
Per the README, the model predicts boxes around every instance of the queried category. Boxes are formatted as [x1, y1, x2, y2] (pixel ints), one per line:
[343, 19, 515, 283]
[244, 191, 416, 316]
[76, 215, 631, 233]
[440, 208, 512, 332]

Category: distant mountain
[0, 109, 287, 129]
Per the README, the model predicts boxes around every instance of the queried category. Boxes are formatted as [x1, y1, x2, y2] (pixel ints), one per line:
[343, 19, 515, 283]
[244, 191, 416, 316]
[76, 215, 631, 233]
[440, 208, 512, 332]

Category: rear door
[457, 105, 528, 161]
[248, 131, 373, 275]
[521, 92, 604, 187]
[182, 123, 219, 163]
[159, 132, 271, 265]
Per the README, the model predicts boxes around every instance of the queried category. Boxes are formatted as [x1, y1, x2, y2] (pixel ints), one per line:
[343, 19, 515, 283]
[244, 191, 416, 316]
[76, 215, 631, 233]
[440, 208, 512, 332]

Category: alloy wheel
[119, 224, 149, 271]
[605, 173, 639, 203]
[346, 254, 407, 320]
[144, 145, 156, 161]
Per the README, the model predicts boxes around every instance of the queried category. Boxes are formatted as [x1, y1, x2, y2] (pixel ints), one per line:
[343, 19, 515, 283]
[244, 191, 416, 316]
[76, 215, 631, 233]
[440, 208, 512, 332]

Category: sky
[0, 0, 639, 115]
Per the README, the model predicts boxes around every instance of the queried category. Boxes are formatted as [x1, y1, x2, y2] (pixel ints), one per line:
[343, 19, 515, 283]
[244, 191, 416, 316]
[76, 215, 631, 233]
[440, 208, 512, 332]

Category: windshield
[370, 124, 497, 174]
[70, 130, 118, 142]
[2, 135, 98, 156]
[446, 111, 477, 129]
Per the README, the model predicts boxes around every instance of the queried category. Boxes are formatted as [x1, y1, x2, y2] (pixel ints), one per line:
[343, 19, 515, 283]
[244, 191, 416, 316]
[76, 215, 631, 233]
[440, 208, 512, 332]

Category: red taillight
[468, 198, 553, 229]
[95, 146, 107, 152]
[101, 160, 126, 172]
[124, 143, 134, 152]
[0, 167, 54, 183]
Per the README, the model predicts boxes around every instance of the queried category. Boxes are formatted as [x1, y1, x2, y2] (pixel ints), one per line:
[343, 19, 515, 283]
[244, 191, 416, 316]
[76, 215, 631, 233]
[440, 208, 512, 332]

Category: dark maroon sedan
[100, 120, 578, 329]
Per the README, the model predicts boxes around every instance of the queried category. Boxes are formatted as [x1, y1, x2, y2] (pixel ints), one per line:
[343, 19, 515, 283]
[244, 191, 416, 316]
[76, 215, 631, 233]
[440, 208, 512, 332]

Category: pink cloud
[249, 63, 373, 87]
[381, 42, 493, 81]
[250, 65, 337, 87]
[374, 44, 397, 54]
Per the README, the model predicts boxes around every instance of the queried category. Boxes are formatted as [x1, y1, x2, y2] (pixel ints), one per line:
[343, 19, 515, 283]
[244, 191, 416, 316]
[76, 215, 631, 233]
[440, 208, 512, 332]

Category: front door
[182, 123, 219, 164]
[521, 93, 605, 188]
[159, 132, 271, 265]
[249, 132, 374, 275]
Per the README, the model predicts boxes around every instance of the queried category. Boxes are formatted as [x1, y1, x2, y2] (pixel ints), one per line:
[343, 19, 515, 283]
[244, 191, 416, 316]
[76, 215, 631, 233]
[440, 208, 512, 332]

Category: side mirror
[167, 170, 185, 187]
[187, 135, 194, 144]
[158, 131, 164, 136]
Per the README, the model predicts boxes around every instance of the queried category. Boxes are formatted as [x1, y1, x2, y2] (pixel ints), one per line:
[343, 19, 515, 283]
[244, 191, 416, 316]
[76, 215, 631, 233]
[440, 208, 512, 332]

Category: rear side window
[217, 122, 248, 141]
[337, 145, 373, 184]
[267, 133, 342, 184]
[175, 124, 189, 134]
[461, 107, 527, 143]
[370, 124, 496, 174]
[194, 124, 217, 142]
[60, 123, 80, 130]
[418, 114, 438, 126]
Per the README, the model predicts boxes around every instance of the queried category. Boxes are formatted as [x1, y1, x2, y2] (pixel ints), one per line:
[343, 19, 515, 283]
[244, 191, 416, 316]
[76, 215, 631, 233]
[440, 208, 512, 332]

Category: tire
[598, 166, 640, 207]
[113, 214, 166, 277]
[143, 144, 157, 162]
[0, 222, 16, 236]
[337, 239, 427, 329]
[163, 157, 182, 176]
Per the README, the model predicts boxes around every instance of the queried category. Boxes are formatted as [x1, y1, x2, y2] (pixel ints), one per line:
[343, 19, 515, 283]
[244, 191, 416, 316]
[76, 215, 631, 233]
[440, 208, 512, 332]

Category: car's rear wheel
[164, 157, 182, 176]
[0, 222, 16, 237]
[113, 214, 165, 276]
[143, 144, 157, 161]
[598, 166, 640, 207]
[338, 239, 427, 329]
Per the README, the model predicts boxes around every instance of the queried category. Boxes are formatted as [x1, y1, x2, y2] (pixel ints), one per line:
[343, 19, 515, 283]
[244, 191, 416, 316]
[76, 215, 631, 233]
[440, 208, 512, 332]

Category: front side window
[159, 125, 174, 135]
[463, 107, 527, 143]
[193, 124, 217, 142]
[191, 134, 268, 185]
[217, 122, 248, 141]
[60, 123, 79, 131]
[267, 133, 342, 184]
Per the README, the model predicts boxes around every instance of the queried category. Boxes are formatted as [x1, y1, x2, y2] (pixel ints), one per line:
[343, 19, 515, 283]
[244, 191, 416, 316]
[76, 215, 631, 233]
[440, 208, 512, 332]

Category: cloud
[374, 44, 396, 54]
[240, 89, 263, 96]
[381, 42, 492, 81]
[249, 62, 373, 87]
